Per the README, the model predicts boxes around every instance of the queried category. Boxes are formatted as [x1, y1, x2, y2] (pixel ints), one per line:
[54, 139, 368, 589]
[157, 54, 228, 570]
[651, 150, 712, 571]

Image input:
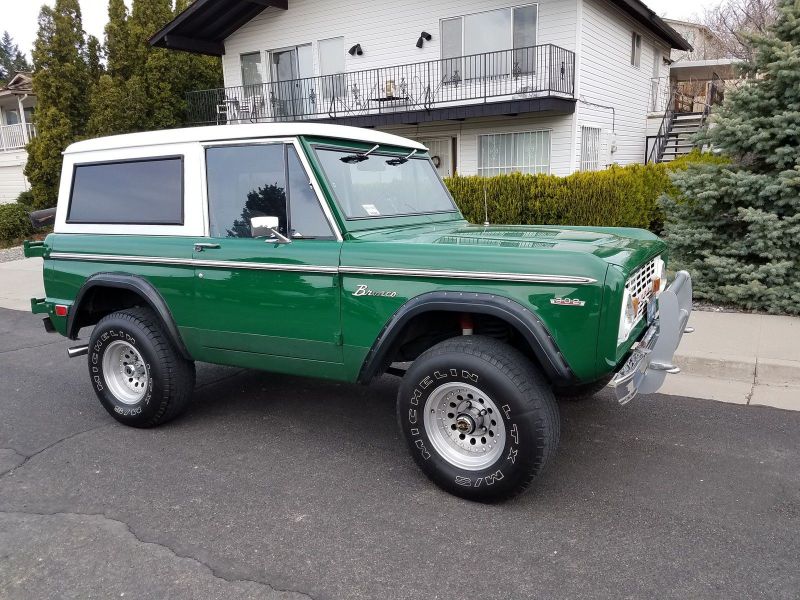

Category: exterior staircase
[659, 112, 706, 162]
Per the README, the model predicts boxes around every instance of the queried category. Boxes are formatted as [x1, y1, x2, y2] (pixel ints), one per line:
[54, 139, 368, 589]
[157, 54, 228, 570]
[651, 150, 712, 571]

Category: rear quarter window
[67, 157, 184, 225]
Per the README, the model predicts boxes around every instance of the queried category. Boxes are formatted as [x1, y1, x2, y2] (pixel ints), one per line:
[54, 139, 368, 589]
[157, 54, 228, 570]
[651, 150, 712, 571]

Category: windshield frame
[310, 143, 460, 221]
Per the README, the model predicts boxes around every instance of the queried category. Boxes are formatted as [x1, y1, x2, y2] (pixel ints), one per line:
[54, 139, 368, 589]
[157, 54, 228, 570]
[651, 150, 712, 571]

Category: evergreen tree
[24, 1, 91, 209]
[0, 31, 33, 83]
[86, 35, 104, 82]
[660, 0, 800, 314]
[105, 0, 132, 79]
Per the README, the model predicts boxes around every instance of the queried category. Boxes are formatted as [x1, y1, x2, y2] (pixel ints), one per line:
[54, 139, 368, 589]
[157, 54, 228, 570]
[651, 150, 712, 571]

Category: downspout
[568, 0, 584, 174]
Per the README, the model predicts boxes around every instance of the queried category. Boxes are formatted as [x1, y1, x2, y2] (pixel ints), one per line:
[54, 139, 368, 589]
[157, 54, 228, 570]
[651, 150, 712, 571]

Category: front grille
[625, 257, 658, 321]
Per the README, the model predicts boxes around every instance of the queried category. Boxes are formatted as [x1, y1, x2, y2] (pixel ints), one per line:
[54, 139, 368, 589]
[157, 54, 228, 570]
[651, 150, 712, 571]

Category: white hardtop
[65, 123, 427, 155]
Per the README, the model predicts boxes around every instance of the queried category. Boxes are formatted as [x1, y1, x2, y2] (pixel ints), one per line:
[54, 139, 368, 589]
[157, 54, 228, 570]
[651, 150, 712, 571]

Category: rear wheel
[88, 307, 195, 428]
[397, 336, 560, 502]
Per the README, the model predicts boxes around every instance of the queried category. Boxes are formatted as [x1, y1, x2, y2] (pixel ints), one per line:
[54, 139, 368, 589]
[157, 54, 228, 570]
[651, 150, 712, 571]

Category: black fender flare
[357, 291, 576, 386]
[67, 272, 191, 360]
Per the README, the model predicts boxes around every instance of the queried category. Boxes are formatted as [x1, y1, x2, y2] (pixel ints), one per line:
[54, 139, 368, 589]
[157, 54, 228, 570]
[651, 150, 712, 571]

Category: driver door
[188, 141, 344, 378]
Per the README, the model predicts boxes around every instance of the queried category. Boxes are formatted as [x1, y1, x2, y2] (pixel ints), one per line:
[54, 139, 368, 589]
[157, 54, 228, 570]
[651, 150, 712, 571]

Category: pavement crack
[195, 368, 248, 391]
[0, 425, 110, 479]
[0, 338, 65, 355]
[746, 358, 758, 405]
[0, 509, 318, 599]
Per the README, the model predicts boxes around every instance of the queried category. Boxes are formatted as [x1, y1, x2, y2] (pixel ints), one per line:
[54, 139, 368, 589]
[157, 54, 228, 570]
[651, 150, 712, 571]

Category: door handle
[194, 243, 221, 252]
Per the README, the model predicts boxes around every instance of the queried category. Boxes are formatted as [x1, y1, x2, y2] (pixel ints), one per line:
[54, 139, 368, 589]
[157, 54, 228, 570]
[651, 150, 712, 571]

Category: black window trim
[310, 145, 460, 221]
[66, 155, 185, 226]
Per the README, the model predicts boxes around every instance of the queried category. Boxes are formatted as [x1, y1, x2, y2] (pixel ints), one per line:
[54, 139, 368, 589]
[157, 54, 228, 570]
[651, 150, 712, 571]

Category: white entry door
[419, 137, 455, 177]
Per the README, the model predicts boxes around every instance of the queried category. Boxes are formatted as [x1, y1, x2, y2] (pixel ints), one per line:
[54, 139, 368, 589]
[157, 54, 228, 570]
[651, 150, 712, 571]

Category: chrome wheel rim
[423, 382, 507, 471]
[102, 341, 149, 405]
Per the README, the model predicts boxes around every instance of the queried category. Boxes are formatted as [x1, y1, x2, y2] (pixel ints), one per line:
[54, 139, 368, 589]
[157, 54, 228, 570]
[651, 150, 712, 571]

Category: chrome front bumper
[609, 270, 693, 405]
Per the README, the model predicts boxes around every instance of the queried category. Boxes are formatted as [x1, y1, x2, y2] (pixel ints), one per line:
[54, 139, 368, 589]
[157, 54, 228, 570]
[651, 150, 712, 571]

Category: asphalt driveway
[1, 307, 798, 599]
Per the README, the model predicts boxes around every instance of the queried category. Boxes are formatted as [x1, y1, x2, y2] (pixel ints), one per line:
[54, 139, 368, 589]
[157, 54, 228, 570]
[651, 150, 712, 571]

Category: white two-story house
[152, 0, 689, 176]
[0, 73, 36, 204]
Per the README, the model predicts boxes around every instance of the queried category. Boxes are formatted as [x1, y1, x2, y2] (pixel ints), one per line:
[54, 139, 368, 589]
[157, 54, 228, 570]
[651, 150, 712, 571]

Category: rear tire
[88, 307, 195, 428]
[397, 336, 559, 502]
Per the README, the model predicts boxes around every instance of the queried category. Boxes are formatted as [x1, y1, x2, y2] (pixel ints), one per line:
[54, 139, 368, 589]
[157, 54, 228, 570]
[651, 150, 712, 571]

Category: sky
[2, 0, 719, 60]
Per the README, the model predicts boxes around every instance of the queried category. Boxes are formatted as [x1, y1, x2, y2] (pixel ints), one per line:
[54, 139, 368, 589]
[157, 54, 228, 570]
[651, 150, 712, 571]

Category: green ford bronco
[25, 123, 692, 501]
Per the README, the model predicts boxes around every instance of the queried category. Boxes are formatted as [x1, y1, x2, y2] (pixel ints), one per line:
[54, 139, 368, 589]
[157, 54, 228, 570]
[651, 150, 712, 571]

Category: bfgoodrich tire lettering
[88, 307, 195, 428]
[397, 336, 560, 501]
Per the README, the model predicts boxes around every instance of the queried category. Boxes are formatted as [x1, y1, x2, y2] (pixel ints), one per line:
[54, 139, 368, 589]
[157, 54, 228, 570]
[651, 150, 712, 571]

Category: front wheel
[397, 336, 560, 502]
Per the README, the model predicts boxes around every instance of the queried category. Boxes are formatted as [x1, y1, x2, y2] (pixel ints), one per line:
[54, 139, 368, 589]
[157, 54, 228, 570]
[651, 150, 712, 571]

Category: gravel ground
[0, 246, 24, 263]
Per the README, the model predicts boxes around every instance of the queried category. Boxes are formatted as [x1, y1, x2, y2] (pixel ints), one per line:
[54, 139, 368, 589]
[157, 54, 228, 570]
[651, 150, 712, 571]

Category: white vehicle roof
[65, 123, 427, 155]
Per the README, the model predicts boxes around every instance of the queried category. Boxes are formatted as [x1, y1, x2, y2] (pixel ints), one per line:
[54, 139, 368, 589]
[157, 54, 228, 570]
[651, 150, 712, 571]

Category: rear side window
[67, 157, 184, 224]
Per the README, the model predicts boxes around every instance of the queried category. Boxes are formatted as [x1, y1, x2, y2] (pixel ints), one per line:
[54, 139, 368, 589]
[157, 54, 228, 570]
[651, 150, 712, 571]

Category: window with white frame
[318, 36, 346, 99]
[441, 5, 538, 79]
[478, 131, 550, 176]
[630, 32, 642, 67]
[580, 126, 602, 171]
[241, 52, 265, 87]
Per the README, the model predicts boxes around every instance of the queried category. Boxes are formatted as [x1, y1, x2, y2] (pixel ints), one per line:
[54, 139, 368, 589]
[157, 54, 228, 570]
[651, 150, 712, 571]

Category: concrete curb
[675, 351, 800, 386]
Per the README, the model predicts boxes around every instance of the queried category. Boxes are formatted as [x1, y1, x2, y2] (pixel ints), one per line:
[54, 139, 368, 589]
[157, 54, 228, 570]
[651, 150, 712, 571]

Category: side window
[630, 32, 642, 67]
[206, 144, 287, 238]
[67, 157, 183, 225]
[287, 147, 333, 239]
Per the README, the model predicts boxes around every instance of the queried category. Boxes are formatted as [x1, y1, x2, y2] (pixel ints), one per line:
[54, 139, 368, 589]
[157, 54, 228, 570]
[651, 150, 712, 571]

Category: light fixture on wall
[416, 31, 432, 48]
[348, 44, 363, 56]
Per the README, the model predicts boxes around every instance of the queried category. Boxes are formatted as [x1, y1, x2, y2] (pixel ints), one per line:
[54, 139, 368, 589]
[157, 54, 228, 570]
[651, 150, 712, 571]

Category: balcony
[187, 44, 575, 128]
[0, 123, 35, 152]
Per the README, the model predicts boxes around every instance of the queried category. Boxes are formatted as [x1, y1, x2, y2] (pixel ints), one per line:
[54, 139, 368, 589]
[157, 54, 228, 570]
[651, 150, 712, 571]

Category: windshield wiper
[340, 144, 380, 163]
[386, 149, 417, 166]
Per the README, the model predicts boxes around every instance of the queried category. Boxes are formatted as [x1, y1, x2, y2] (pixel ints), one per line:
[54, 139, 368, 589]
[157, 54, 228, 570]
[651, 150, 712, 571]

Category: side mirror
[251, 216, 291, 244]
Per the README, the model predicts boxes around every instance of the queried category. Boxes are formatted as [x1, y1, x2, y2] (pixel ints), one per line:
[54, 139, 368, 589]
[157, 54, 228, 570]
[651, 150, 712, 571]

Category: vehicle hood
[349, 221, 665, 269]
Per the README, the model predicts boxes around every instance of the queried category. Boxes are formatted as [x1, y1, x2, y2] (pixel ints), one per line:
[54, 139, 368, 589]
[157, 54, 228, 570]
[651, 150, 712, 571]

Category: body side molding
[67, 273, 191, 359]
[357, 291, 576, 386]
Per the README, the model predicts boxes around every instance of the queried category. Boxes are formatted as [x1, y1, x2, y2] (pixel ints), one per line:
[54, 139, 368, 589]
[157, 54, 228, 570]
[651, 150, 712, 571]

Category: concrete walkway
[1, 256, 797, 410]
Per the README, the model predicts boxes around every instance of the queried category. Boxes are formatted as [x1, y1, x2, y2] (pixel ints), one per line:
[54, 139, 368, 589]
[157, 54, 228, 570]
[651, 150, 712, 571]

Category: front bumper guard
[609, 270, 693, 405]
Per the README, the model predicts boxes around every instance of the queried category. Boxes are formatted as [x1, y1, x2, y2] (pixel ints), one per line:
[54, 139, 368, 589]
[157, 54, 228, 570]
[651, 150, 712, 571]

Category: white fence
[0, 123, 36, 152]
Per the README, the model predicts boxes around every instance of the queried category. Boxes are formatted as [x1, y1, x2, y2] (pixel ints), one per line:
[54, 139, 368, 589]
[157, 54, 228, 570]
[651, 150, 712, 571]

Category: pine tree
[24, 1, 91, 209]
[0, 31, 33, 83]
[660, 0, 800, 314]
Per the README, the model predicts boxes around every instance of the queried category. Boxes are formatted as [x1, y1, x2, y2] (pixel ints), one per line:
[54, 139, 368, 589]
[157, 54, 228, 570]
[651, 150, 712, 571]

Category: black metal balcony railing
[187, 44, 575, 126]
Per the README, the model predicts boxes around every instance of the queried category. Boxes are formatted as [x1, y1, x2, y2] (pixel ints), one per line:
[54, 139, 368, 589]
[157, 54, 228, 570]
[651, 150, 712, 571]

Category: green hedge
[444, 152, 725, 231]
[0, 203, 33, 247]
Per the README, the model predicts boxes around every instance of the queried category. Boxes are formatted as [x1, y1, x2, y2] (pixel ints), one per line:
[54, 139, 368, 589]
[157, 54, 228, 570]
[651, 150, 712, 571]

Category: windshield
[313, 147, 458, 219]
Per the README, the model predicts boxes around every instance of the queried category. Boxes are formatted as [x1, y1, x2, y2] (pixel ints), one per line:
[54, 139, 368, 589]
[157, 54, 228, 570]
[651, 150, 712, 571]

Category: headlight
[618, 288, 637, 343]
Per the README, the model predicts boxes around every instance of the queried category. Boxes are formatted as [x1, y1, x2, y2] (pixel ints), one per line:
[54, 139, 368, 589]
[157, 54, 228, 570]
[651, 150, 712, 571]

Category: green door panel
[189, 238, 345, 368]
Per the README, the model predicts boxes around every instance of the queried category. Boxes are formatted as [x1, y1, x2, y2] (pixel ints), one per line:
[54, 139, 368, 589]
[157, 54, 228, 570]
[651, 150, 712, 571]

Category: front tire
[88, 307, 195, 428]
[397, 336, 559, 502]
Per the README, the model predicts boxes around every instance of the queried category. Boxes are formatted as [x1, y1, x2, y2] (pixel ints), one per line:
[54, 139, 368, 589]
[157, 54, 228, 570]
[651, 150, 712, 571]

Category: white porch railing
[0, 123, 36, 152]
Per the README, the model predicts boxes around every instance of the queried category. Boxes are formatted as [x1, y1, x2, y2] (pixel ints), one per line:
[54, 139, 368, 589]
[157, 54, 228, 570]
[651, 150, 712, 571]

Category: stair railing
[647, 84, 676, 164]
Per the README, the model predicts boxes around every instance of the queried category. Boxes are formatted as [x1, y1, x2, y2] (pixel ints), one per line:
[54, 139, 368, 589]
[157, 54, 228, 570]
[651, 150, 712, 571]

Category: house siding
[381, 113, 574, 176]
[222, 0, 578, 88]
[0, 150, 29, 204]
[573, 0, 671, 168]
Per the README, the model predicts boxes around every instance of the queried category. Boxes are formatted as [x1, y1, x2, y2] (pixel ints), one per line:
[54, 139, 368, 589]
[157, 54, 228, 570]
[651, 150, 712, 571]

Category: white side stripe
[48, 252, 597, 284]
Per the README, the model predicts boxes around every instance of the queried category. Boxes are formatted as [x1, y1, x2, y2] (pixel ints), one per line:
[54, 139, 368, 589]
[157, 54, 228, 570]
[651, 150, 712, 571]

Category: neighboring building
[662, 18, 722, 62]
[0, 73, 36, 204]
[152, 0, 691, 175]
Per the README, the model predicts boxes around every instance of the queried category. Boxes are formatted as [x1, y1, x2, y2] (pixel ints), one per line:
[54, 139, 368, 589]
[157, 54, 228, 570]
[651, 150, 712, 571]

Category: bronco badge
[353, 284, 398, 297]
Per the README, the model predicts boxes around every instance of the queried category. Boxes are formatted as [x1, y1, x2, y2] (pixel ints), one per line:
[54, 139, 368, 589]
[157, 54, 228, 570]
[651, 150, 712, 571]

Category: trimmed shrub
[0, 203, 33, 246]
[444, 153, 724, 232]
[15, 190, 34, 207]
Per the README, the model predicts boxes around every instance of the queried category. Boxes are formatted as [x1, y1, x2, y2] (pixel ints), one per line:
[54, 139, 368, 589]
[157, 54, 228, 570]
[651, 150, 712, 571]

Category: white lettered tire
[88, 307, 195, 428]
[397, 336, 560, 501]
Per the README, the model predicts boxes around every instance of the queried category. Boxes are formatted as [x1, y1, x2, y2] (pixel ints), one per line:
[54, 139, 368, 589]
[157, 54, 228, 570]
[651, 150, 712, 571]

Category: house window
[442, 5, 538, 79]
[630, 32, 642, 67]
[478, 131, 550, 176]
[241, 52, 264, 87]
[580, 127, 602, 171]
[318, 36, 346, 99]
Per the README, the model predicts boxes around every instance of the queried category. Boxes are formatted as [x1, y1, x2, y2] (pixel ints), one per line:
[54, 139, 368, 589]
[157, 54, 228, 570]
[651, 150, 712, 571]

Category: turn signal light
[653, 277, 662, 293]
[54, 305, 68, 317]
